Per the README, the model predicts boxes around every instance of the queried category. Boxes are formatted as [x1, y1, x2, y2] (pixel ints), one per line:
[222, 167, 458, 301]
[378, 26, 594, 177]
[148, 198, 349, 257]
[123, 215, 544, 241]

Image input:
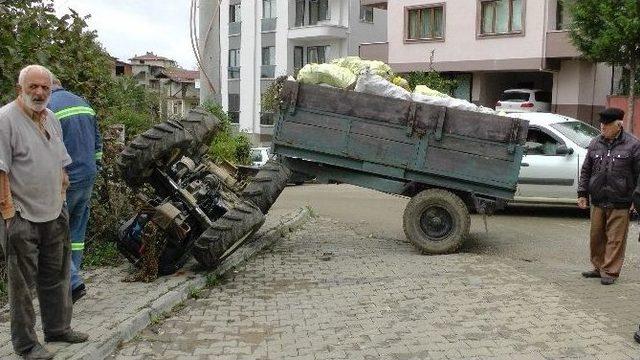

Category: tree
[568, 0, 640, 132]
[0, 1, 113, 108]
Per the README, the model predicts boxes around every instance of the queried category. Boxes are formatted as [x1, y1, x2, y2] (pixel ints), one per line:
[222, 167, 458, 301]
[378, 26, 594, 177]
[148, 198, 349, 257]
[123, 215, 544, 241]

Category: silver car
[507, 112, 600, 205]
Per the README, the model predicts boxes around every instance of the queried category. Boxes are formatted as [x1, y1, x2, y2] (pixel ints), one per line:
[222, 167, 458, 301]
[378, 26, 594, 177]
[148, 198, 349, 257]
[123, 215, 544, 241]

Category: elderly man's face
[19, 69, 52, 112]
[600, 121, 621, 140]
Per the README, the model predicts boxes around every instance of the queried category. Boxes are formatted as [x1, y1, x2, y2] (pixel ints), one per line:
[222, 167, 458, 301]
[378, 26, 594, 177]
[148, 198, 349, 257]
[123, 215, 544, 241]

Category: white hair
[17, 65, 53, 87]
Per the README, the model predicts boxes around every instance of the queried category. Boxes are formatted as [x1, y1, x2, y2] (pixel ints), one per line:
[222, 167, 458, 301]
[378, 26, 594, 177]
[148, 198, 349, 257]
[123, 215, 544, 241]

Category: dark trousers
[590, 206, 630, 278]
[0, 210, 72, 354]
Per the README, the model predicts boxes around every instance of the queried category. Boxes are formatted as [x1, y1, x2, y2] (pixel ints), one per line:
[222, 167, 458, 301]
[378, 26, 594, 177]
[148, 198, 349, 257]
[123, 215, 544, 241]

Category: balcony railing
[261, 65, 276, 79]
[546, 30, 581, 58]
[228, 66, 240, 79]
[359, 42, 388, 63]
[261, 18, 277, 32]
[229, 22, 241, 36]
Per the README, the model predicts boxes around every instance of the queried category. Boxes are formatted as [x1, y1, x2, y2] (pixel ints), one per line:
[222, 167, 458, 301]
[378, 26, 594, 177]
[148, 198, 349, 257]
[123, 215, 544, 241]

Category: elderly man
[0, 65, 88, 359]
[578, 108, 640, 285]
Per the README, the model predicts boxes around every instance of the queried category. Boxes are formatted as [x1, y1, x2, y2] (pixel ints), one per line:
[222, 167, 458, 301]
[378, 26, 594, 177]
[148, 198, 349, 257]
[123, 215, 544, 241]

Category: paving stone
[109, 217, 639, 359]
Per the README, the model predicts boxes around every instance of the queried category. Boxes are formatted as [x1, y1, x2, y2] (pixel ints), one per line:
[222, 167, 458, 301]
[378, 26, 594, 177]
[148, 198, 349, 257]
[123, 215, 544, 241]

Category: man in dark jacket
[48, 77, 102, 302]
[578, 108, 640, 285]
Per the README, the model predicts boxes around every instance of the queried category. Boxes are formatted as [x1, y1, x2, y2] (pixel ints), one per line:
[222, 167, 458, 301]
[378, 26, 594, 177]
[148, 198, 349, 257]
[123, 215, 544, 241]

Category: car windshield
[500, 92, 530, 102]
[250, 150, 262, 162]
[550, 121, 599, 148]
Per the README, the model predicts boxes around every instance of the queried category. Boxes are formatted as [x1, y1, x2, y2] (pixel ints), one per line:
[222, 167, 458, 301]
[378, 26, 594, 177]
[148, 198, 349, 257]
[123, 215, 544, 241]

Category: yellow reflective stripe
[95, 151, 103, 160]
[55, 106, 96, 120]
[71, 243, 84, 251]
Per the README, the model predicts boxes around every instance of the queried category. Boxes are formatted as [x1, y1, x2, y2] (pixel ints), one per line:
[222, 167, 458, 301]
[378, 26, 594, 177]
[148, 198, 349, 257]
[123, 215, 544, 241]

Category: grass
[83, 241, 124, 269]
[188, 286, 203, 300]
[205, 273, 220, 288]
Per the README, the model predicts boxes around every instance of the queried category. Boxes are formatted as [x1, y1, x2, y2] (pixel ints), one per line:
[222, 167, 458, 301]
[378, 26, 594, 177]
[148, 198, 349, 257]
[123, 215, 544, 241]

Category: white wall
[348, 0, 387, 54]
[386, 0, 546, 66]
[239, 0, 259, 133]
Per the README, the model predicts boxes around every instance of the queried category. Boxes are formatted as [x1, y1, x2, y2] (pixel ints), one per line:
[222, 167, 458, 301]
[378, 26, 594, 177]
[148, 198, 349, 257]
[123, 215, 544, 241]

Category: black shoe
[72, 284, 86, 303]
[601, 277, 615, 285]
[21, 343, 53, 360]
[634, 326, 640, 343]
[581, 270, 601, 278]
[45, 330, 89, 343]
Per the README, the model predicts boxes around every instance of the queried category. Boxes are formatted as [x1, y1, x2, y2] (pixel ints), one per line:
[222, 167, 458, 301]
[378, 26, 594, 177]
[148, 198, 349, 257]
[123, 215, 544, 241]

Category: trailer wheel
[192, 201, 265, 269]
[241, 159, 292, 214]
[403, 189, 470, 254]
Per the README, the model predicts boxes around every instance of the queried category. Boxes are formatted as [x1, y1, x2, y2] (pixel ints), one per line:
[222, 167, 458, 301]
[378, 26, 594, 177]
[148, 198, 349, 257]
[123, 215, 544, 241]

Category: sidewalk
[0, 207, 311, 360]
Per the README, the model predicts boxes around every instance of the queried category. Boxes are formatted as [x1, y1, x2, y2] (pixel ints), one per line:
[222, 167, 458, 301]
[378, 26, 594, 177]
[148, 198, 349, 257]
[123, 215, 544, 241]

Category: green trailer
[273, 81, 528, 253]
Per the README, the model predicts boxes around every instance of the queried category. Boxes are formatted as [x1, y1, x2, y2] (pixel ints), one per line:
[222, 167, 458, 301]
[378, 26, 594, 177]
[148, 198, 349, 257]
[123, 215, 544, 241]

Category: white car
[250, 147, 271, 167]
[507, 112, 600, 205]
[496, 89, 552, 113]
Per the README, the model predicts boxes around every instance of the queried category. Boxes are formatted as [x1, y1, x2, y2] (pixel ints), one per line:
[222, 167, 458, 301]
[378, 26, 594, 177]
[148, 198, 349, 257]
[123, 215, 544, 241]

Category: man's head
[17, 65, 54, 113]
[599, 107, 625, 140]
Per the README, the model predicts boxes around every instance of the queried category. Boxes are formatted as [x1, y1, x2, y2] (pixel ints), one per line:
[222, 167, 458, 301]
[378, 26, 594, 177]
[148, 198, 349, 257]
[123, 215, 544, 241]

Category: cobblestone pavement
[113, 217, 640, 360]
[0, 208, 300, 359]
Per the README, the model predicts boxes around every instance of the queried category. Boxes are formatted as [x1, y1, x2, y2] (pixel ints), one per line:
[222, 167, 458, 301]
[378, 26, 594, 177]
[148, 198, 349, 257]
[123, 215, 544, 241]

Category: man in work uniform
[578, 108, 640, 285]
[0, 65, 88, 359]
[48, 77, 102, 303]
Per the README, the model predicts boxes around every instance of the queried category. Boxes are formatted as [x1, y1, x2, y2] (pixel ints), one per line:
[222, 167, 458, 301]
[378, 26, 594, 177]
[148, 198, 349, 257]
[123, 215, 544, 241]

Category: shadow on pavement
[495, 204, 590, 219]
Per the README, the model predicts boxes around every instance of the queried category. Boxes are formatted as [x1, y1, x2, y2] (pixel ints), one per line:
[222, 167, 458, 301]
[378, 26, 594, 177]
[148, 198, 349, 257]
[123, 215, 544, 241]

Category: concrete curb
[72, 206, 312, 360]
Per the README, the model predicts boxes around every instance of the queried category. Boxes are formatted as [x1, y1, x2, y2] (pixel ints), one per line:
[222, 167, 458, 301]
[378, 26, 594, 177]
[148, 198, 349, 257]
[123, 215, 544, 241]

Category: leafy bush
[203, 101, 252, 165]
[404, 71, 459, 96]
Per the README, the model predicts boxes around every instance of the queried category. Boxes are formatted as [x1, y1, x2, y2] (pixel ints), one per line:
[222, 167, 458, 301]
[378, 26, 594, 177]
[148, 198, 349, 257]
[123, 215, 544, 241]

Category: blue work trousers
[66, 176, 95, 291]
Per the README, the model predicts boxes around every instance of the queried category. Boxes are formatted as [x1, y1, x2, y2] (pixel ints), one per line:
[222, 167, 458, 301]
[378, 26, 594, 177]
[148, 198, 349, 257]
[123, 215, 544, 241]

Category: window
[525, 128, 560, 156]
[295, 0, 305, 26]
[263, 0, 276, 19]
[480, 0, 523, 35]
[228, 49, 240, 79]
[262, 46, 275, 66]
[550, 121, 599, 149]
[360, 5, 374, 23]
[406, 5, 444, 41]
[556, 0, 571, 30]
[230, 4, 241, 23]
[309, 0, 329, 25]
[294, 46, 304, 73]
[261, 46, 276, 78]
[228, 94, 240, 123]
[534, 91, 552, 103]
[307, 45, 328, 64]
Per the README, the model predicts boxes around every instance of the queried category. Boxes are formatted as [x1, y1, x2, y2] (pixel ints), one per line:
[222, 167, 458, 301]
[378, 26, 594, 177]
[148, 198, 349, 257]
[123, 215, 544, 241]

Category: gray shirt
[0, 100, 72, 222]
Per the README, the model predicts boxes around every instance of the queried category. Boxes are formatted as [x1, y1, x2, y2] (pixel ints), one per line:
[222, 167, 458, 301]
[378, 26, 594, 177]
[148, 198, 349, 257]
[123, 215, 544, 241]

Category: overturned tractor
[115, 108, 290, 275]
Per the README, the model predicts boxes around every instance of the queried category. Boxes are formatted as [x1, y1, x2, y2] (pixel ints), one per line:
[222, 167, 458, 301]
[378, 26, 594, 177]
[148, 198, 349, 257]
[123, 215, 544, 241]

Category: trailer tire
[118, 120, 194, 187]
[241, 159, 292, 214]
[192, 201, 265, 269]
[403, 189, 470, 254]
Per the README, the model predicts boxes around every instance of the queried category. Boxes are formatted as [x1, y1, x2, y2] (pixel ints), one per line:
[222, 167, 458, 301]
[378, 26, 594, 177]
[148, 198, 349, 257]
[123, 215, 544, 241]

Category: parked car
[507, 112, 599, 205]
[250, 147, 271, 167]
[496, 89, 552, 113]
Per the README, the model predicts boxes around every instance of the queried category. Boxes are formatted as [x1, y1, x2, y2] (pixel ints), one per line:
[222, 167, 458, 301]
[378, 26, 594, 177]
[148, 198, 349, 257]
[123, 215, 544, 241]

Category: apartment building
[129, 52, 201, 119]
[360, 0, 614, 125]
[199, 0, 387, 145]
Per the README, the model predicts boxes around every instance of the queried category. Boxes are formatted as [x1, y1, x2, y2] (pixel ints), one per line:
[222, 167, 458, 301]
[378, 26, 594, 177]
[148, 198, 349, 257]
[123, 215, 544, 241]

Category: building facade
[360, 0, 614, 125]
[129, 52, 201, 119]
[199, 0, 387, 145]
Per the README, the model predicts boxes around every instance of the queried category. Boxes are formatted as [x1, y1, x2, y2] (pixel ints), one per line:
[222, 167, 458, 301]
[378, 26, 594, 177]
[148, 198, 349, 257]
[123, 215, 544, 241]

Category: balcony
[546, 30, 581, 58]
[359, 42, 388, 63]
[360, 0, 387, 9]
[288, 24, 347, 41]
[261, 18, 276, 32]
[261, 65, 276, 79]
[229, 22, 241, 36]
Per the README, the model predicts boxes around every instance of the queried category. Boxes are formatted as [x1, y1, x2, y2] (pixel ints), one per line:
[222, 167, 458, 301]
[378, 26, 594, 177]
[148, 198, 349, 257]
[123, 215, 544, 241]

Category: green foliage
[101, 76, 161, 139]
[568, 0, 640, 67]
[188, 286, 203, 299]
[618, 68, 640, 96]
[205, 273, 220, 287]
[203, 101, 252, 165]
[0, 1, 113, 107]
[404, 71, 459, 95]
[83, 241, 123, 268]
